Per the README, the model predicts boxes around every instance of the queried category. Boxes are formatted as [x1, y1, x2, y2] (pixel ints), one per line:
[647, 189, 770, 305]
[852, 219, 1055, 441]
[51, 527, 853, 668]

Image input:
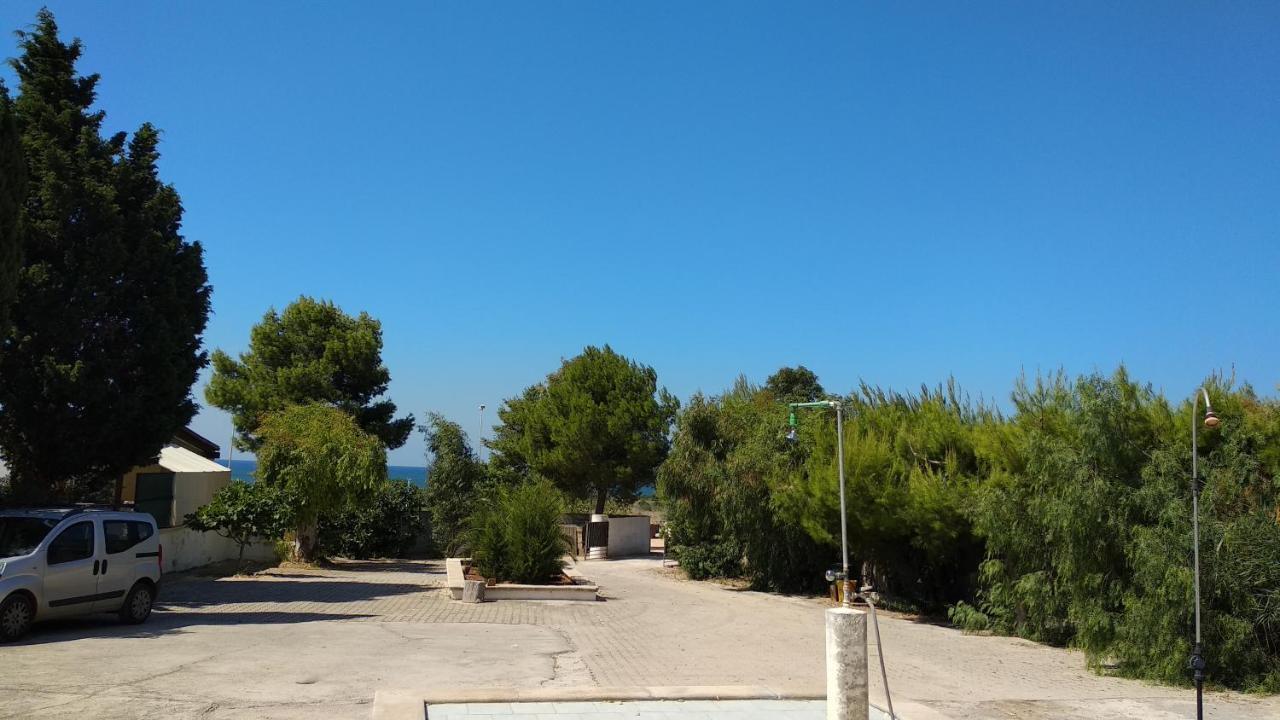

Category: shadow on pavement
[11, 610, 376, 646]
[159, 578, 430, 607]
[324, 559, 445, 574]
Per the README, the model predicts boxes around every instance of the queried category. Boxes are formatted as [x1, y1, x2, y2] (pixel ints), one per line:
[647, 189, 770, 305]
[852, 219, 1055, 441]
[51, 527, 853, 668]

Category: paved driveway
[0, 557, 1276, 720]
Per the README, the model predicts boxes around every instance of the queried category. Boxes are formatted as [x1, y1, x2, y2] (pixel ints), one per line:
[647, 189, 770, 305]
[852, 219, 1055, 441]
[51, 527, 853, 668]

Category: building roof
[155, 444, 229, 474]
[173, 427, 221, 459]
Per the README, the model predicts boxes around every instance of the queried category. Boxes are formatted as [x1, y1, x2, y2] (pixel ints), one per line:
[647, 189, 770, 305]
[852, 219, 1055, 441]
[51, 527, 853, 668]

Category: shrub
[185, 481, 291, 567]
[947, 601, 990, 633]
[318, 479, 428, 559]
[421, 413, 488, 556]
[467, 478, 568, 584]
[673, 541, 741, 580]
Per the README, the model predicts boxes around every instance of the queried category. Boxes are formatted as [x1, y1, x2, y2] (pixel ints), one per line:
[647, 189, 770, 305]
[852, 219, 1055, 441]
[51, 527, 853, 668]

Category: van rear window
[104, 520, 155, 554]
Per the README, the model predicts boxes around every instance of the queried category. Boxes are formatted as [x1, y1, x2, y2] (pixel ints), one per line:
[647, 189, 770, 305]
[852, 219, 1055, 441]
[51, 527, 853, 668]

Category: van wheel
[119, 582, 154, 625]
[0, 593, 34, 641]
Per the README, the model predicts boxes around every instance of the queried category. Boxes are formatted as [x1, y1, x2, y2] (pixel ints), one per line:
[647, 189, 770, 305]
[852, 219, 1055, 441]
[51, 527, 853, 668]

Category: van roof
[0, 507, 152, 522]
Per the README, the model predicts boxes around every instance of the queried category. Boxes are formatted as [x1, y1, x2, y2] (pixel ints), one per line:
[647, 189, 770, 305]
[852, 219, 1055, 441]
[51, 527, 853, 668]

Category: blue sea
[216, 458, 428, 487]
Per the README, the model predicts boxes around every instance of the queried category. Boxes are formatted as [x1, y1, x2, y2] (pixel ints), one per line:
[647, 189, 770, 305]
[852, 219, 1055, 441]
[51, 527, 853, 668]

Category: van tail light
[158, 543, 164, 574]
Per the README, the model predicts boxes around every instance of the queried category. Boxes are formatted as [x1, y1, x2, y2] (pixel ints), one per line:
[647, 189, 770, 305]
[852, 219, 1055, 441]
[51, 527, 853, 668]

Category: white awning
[156, 445, 229, 474]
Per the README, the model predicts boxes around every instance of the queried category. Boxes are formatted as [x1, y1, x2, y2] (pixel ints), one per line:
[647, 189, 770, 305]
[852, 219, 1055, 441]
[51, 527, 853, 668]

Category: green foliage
[665, 366, 1280, 690]
[0, 10, 211, 502]
[659, 378, 831, 594]
[969, 370, 1280, 692]
[489, 345, 678, 513]
[205, 296, 413, 452]
[947, 601, 990, 632]
[673, 541, 742, 580]
[318, 479, 428, 559]
[184, 481, 291, 566]
[773, 381, 994, 607]
[764, 365, 826, 403]
[421, 413, 489, 556]
[0, 82, 23, 339]
[662, 376, 990, 600]
[256, 403, 387, 561]
[467, 478, 568, 584]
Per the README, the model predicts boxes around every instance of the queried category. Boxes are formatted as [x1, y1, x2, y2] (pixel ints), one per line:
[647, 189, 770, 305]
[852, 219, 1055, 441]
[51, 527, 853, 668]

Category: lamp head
[1204, 410, 1220, 428]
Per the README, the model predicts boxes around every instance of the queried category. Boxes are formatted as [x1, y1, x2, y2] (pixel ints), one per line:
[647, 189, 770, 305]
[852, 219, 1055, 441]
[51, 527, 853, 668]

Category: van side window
[48, 521, 94, 565]
[104, 520, 154, 554]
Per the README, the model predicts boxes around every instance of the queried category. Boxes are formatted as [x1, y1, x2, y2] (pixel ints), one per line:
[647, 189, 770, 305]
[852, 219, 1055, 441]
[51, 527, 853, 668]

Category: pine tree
[0, 10, 211, 501]
[206, 296, 414, 451]
[489, 345, 678, 514]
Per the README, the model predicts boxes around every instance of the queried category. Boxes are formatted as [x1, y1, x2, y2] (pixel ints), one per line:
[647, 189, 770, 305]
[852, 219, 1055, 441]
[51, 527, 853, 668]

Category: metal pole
[836, 402, 850, 608]
[1190, 389, 1206, 720]
[478, 404, 486, 462]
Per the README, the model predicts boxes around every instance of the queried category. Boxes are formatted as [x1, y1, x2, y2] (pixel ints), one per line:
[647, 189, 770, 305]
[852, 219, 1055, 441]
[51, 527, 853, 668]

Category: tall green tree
[0, 11, 211, 501]
[255, 403, 386, 562]
[206, 296, 413, 451]
[421, 413, 488, 555]
[0, 82, 23, 339]
[490, 345, 678, 513]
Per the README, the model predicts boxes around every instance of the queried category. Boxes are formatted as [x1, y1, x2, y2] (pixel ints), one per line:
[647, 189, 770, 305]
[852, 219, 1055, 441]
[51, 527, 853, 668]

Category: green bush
[662, 366, 1280, 691]
[318, 479, 428, 559]
[947, 601, 990, 633]
[185, 481, 291, 567]
[422, 413, 490, 556]
[672, 541, 742, 580]
[467, 478, 568, 584]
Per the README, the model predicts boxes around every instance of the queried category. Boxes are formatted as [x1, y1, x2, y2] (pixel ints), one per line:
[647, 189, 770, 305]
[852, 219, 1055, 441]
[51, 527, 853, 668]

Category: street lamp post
[1189, 388, 1220, 720]
[788, 400, 851, 608]
[478, 404, 487, 462]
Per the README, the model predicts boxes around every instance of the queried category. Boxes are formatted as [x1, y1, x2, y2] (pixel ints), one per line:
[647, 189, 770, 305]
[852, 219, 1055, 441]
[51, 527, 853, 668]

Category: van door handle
[101, 559, 108, 574]
[93, 560, 100, 575]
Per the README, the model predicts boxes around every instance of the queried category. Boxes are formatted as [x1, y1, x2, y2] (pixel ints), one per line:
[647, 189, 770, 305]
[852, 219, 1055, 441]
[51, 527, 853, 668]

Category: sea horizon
[216, 458, 428, 487]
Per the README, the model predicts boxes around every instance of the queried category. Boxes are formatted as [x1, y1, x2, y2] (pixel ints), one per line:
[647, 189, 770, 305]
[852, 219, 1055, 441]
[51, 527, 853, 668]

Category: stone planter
[446, 558, 600, 601]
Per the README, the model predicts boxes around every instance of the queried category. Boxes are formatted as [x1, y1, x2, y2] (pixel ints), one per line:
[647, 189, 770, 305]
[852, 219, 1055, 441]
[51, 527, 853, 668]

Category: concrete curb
[373, 685, 827, 720]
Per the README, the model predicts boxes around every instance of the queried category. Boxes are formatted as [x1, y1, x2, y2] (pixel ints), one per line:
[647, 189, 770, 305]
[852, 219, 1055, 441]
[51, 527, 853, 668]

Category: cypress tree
[0, 10, 211, 501]
[0, 82, 22, 340]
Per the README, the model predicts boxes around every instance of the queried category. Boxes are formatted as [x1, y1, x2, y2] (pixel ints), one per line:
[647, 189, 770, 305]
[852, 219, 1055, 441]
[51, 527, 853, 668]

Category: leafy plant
[318, 479, 428, 559]
[256, 403, 387, 562]
[421, 413, 489, 556]
[672, 541, 742, 580]
[467, 478, 569, 584]
[185, 481, 291, 568]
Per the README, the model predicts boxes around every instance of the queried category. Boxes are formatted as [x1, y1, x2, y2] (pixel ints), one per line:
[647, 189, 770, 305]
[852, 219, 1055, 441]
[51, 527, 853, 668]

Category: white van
[0, 507, 162, 641]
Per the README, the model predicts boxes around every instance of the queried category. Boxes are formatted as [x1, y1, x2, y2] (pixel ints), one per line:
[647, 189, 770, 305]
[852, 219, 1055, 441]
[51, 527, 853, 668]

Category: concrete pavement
[1, 556, 1276, 719]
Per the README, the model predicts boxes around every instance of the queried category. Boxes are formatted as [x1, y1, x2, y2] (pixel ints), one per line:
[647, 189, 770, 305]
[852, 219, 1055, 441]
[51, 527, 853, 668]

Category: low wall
[606, 516, 651, 557]
[159, 526, 275, 573]
[445, 558, 599, 601]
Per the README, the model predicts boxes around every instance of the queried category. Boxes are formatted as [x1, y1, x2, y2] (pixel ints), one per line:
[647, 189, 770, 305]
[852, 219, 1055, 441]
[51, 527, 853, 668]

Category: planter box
[446, 558, 600, 601]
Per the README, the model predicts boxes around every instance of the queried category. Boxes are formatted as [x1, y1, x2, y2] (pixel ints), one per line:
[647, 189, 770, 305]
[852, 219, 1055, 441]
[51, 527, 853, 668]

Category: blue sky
[2, 2, 1277, 466]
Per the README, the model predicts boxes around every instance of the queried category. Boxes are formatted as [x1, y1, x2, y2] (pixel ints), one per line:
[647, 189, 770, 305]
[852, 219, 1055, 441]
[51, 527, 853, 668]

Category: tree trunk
[293, 521, 318, 563]
[594, 487, 607, 515]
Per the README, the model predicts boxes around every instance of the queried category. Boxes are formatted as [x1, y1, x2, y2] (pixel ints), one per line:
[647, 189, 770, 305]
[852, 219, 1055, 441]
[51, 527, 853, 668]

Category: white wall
[159, 526, 276, 574]
[606, 515, 652, 557]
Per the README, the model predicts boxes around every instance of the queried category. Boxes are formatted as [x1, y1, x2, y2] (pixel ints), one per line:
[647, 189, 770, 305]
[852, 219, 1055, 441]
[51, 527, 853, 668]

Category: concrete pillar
[461, 579, 486, 603]
[826, 607, 868, 720]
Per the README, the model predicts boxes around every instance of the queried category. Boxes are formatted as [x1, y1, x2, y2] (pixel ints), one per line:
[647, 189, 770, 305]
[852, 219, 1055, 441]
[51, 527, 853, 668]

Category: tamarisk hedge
[658, 366, 1280, 692]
